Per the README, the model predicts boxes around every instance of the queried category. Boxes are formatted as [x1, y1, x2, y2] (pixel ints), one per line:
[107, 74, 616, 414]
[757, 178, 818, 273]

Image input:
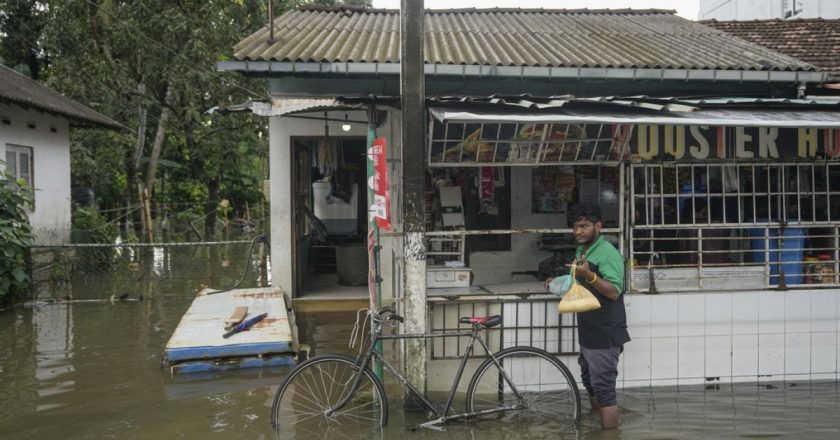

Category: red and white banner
[371, 137, 392, 230]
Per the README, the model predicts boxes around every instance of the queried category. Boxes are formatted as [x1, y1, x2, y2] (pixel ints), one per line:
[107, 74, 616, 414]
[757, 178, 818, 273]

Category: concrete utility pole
[400, 0, 427, 396]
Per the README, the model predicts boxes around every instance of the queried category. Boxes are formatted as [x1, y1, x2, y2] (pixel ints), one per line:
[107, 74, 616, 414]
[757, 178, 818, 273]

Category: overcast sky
[370, 0, 701, 20]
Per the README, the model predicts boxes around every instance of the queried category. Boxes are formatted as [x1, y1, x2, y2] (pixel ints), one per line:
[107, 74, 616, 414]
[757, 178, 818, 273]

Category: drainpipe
[401, 0, 427, 398]
[647, 253, 659, 294]
[796, 82, 806, 99]
[366, 105, 384, 380]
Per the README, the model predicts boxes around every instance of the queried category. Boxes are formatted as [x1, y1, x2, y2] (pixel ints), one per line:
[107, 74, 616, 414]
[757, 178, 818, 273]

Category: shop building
[221, 7, 840, 390]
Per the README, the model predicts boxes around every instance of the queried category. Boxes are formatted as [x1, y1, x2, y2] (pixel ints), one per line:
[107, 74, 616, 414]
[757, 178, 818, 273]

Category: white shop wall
[618, 290, 840, 388]
[426, 289, 840, 392]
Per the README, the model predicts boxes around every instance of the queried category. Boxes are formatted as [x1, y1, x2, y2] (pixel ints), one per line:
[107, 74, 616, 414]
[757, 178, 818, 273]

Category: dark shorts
[578, 345, 622, 407]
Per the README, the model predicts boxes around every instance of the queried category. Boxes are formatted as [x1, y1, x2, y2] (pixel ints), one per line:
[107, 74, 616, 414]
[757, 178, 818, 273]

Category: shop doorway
[291, 137, 369, 298]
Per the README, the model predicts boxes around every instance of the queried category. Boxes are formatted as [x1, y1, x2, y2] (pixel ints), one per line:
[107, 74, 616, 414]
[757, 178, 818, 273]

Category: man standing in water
[549, 203, 630, 429]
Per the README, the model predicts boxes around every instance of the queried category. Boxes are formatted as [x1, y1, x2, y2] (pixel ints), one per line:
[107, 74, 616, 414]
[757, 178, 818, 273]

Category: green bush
[0, 178, 34, 306]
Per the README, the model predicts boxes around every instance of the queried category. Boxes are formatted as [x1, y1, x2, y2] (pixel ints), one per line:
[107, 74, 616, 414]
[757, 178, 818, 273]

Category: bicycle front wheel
[466, 347, 581, 426]
[271, 354, 388, 437]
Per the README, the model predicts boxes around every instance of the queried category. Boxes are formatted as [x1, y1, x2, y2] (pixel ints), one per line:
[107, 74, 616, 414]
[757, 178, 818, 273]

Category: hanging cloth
[330, 169, 354, 203]
[318, 118, 338, 175]
[318, 138, 337, 175]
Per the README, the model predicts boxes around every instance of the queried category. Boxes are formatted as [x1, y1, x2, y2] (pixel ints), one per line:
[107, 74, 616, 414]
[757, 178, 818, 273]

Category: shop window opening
[629, 162, 840, 292]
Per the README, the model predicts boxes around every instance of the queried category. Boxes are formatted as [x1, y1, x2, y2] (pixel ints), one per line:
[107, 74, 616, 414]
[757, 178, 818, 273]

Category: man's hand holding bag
[557, 263, 601, 313]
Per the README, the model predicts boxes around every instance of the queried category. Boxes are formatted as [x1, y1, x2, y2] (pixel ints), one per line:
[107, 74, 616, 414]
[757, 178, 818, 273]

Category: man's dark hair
[568, 202, 602, 225]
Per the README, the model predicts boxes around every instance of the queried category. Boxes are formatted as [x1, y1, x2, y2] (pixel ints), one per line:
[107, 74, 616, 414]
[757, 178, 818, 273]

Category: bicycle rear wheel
[271, 354, 388, 437]
[466, 346, 581, 425]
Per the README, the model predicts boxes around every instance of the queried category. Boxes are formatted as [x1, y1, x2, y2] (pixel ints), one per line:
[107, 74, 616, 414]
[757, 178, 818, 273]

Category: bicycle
[271, 307, 581, 434]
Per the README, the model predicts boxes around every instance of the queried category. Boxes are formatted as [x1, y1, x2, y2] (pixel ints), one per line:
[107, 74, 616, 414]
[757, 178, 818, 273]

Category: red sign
[371, 138, 392, 230]
[480, 167, 495, 201]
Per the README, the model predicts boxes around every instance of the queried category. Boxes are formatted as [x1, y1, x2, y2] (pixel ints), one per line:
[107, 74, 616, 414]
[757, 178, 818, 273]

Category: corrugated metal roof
[701, 18, 840, 81]
[233, 7, 816, 73]
[0, 64, 125, 130]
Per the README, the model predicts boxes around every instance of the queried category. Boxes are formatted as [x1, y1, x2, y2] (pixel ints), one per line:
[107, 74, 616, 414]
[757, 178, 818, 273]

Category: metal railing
[428, 298, 579, 360]
[629, 224, 840, 292]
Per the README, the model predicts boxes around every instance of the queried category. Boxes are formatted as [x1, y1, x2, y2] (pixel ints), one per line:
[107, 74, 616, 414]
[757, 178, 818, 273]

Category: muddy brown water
[1, 246, 839, 439]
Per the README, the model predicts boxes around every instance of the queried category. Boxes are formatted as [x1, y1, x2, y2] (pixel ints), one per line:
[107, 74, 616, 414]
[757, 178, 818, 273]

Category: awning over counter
[207, 98, 366, 117]
[430, 107, 840, 128]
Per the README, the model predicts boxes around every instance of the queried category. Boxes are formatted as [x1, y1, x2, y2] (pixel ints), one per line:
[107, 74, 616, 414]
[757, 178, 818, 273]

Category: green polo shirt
[576, 235, 624, 295]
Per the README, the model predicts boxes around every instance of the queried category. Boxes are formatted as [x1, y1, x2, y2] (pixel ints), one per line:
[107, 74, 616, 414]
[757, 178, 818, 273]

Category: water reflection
[33, 303, 75, 412]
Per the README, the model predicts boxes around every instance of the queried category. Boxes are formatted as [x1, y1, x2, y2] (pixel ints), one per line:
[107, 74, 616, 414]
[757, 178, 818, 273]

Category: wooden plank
[426, 285, 487, 298]
[224, 306, 249, 331]
[484, 282, 548, 295]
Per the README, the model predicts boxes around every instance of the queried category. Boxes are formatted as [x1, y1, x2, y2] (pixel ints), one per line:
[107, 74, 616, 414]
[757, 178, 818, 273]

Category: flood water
[2, 245, 839, 439]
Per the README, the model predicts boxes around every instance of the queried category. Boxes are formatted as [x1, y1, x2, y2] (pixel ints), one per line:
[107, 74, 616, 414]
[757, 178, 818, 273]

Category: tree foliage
[1, 0, 368, 243]
[39, 0, 271, 239]
[0, 0, 48, 78]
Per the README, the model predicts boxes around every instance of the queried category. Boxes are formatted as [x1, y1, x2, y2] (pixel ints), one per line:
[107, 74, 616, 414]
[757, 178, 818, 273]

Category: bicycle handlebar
[375, 307, 404, 323]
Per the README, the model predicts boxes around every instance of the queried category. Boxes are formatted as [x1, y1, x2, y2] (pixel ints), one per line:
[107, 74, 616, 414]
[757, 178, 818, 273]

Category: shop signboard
[632, 125, 840, 161]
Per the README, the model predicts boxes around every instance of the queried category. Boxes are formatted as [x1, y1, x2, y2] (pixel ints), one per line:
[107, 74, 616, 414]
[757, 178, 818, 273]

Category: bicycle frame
[327, 317, 527, 427]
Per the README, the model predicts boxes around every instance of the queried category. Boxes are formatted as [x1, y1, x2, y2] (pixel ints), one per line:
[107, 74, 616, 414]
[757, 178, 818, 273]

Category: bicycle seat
[459, 315, 502, 328]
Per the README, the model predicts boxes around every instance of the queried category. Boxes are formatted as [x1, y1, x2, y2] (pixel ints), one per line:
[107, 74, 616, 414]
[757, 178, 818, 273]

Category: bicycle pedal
[296, 344, 311, 362]
[407, 424, 446, 433]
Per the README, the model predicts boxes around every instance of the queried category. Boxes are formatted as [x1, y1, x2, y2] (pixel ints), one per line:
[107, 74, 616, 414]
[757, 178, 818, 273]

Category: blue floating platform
[163, 287, 297, 374]
[170, 356, 296, 375]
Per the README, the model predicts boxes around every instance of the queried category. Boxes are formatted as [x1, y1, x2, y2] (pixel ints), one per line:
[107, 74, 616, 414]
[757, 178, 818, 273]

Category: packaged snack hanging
[557, 264, 602, 313]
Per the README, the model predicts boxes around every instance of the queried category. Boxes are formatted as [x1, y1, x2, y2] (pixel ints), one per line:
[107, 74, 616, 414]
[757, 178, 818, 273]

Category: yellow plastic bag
[557, 264, 602, 314]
